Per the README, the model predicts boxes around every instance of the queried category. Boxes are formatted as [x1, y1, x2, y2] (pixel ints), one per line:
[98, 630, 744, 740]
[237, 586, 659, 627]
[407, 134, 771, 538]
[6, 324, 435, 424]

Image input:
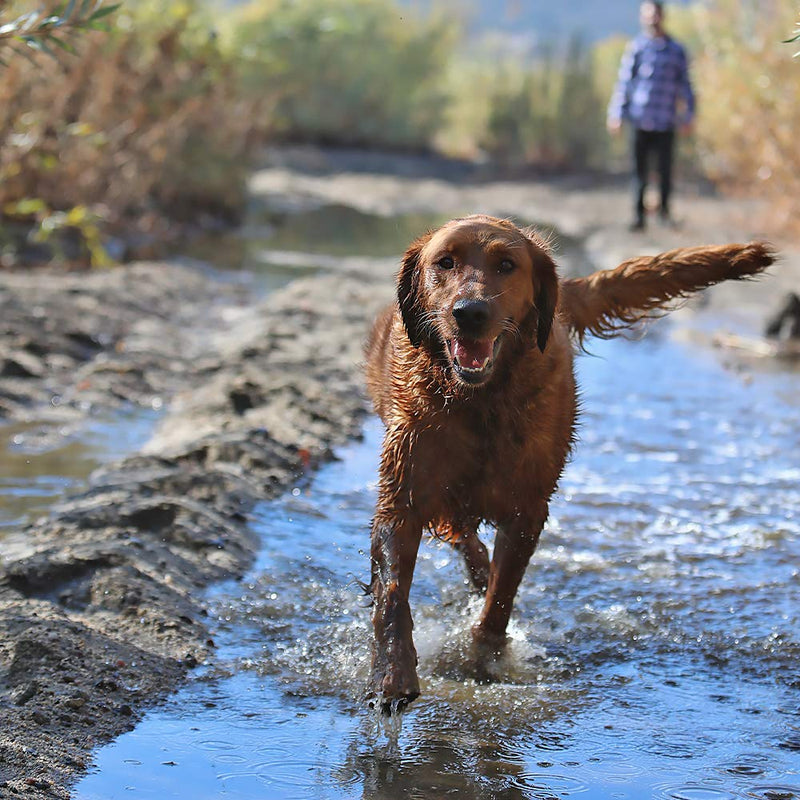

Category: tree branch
[0, 1, 120, 60]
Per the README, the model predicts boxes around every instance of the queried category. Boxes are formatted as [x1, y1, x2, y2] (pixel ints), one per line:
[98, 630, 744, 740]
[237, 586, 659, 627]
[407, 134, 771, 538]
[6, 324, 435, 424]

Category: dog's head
[397, 215, 559, 386]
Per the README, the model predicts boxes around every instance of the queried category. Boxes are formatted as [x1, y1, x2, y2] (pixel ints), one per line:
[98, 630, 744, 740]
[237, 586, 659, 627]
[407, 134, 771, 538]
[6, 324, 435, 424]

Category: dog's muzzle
[449, 299, 499, 384]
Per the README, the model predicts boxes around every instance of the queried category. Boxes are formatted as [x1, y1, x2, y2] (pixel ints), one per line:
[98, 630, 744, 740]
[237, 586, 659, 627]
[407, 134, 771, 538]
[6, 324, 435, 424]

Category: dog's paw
[364, 678, 420, 715]
[470, 623, 509, 655]
[469, 624, 509, 682]
[470, 623, 508, 675]
[365, 663, 420, 715]
[364, 690, 418, 716]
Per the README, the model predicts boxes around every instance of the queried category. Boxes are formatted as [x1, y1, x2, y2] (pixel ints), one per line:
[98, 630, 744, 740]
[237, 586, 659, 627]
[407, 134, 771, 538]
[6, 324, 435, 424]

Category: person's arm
[607, 39, 639, 130]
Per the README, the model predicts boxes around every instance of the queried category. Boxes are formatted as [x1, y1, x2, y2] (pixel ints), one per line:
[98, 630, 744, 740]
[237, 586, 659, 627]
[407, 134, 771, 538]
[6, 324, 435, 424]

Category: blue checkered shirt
[607, 34, 695, 131]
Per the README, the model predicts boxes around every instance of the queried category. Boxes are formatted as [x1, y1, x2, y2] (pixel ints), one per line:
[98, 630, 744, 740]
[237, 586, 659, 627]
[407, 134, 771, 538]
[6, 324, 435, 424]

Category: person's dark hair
[642, 0, 664, 13]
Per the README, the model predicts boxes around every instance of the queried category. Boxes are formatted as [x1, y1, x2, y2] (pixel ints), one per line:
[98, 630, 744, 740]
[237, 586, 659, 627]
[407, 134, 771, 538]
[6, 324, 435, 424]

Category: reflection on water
[183, 203, 594, 288]
[185, 205, 452, 282]
[246, 205, 451, 259]
[0, 412, 158, 530]
[77, 331, 800, 800]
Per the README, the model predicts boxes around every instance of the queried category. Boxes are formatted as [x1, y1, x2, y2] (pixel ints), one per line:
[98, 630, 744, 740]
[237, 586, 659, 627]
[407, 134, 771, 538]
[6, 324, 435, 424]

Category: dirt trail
[1, 147, 797, 798]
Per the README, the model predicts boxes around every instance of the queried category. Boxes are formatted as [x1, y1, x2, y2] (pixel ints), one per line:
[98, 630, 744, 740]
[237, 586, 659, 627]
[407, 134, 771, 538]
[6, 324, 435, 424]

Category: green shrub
[5, 0, 797, 267]
[227, 0, 455, 149]
[440, 37, 608, 170]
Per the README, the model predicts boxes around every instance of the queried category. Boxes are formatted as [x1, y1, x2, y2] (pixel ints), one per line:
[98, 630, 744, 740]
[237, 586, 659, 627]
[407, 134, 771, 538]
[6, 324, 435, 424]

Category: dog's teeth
[457, 357, 492, 373]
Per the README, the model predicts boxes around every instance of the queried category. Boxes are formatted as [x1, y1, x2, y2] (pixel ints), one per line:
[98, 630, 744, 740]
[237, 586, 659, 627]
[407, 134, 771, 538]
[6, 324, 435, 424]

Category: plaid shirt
[608, 33, 695, 131]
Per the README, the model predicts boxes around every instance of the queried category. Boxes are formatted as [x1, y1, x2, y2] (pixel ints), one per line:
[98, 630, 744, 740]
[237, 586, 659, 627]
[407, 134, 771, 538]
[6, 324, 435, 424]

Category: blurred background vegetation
[0, 0, 797, 267]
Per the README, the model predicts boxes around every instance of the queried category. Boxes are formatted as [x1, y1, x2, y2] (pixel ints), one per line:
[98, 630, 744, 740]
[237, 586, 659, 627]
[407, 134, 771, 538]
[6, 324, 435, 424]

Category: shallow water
[182, 203, 593, 286]
[183, 205, 452, 282]
[76, 328, 800, 800]
[0, 411, 158, 530]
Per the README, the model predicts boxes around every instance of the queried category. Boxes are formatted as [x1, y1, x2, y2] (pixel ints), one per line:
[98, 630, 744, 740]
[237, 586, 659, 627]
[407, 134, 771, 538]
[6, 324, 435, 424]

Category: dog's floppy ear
[534, 253, 559, 351]
[524, 229, 559, 352]
[397, 234, 430, 348]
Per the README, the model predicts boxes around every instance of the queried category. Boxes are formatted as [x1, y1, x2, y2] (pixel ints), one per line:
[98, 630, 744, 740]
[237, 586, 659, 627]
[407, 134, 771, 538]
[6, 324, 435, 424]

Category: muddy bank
[0, 260, 391, 797]
[1, 146, 799, 798]
[0, 263, 249, 423]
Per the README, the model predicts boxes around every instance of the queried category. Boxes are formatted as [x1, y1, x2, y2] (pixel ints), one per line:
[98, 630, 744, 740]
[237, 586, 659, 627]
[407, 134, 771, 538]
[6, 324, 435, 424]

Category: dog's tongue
[452, 338, 493, 369]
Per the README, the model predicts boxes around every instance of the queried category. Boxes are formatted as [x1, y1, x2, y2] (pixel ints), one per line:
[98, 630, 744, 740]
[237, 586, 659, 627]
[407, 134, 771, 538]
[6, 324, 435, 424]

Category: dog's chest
[416, 403, 542, 520]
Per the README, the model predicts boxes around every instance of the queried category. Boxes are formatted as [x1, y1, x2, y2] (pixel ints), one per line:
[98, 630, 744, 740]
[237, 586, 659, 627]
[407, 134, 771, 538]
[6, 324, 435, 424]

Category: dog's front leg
[472, 504, 548, 651]
[368, 511, 423, 710]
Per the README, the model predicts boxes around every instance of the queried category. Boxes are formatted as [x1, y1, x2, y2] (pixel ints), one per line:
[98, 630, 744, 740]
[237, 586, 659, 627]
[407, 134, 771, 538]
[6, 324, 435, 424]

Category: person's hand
[607, 119, 622, 135]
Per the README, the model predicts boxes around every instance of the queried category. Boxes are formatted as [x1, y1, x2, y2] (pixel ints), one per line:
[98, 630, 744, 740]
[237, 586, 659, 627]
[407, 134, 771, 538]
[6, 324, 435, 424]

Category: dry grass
[684, 0, 800, 233]
[0, 4, 258, 264]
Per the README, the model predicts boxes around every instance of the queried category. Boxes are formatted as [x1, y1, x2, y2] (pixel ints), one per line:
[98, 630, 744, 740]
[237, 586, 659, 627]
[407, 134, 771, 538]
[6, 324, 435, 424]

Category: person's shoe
[628, 218, 646, 232]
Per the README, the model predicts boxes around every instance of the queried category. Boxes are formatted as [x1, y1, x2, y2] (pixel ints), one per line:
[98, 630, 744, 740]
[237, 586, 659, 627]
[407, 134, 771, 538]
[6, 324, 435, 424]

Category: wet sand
[1, 147, 798, 797]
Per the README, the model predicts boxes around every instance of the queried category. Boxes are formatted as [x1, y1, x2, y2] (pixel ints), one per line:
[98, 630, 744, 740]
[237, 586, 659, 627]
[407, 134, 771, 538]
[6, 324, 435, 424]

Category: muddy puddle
[0, 411, 158, 531]
[74, 330, 800, 800]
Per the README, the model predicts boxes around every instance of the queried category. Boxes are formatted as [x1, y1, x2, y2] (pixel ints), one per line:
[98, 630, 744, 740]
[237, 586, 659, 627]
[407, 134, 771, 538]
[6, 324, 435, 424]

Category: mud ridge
[0, 263, 391, 797]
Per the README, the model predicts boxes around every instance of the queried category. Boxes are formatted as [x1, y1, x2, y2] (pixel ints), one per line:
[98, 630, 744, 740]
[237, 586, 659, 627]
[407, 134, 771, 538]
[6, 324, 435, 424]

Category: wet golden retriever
[364, 215, 775, 711]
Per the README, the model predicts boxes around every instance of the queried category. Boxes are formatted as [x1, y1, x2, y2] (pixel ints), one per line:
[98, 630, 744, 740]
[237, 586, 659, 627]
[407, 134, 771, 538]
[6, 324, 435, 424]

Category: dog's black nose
[452, 299, 490, 333]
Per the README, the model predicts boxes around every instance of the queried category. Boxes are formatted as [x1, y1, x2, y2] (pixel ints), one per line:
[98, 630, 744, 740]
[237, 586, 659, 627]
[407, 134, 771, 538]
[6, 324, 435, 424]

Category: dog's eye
[498, 259, 516, 274]
[437, 256, 455, 270]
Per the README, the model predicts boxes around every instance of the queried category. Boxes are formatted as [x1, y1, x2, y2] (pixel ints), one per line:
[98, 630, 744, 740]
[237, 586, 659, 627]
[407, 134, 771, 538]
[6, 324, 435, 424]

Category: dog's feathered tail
[560, 241, 777, 342]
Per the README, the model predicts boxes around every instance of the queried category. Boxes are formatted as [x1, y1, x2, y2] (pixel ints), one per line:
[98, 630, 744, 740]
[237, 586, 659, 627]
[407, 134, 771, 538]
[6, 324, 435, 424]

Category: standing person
[607, 1, 695, 231]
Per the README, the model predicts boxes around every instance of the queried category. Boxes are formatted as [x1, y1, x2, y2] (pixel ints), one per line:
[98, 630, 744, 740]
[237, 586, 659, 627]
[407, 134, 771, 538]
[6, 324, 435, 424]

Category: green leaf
[47, 34, 77, 54]
[88, 4, 121, 22]
[39, 39, 56, 57]
[65, 205, 89, 225]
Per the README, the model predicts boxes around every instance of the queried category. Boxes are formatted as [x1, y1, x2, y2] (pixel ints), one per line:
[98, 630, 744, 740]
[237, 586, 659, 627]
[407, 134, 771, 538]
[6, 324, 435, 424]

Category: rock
[11, 683, 38, 706]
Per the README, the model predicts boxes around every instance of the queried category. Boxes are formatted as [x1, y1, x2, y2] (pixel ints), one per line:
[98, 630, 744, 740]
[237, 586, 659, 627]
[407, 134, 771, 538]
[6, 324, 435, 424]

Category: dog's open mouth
[448, 336, 500, 384]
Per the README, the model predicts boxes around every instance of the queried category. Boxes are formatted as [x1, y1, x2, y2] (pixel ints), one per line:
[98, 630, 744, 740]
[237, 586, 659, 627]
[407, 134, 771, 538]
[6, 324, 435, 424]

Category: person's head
[640, 1, 665, 37]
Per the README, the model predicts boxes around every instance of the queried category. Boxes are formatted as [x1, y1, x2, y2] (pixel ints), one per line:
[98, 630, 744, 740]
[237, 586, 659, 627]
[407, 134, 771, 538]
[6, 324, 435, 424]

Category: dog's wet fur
[364, 215, 776, 712]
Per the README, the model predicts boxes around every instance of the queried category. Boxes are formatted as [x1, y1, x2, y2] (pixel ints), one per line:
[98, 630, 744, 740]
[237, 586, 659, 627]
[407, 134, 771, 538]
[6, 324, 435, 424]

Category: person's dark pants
[632, 128, 675, 224]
